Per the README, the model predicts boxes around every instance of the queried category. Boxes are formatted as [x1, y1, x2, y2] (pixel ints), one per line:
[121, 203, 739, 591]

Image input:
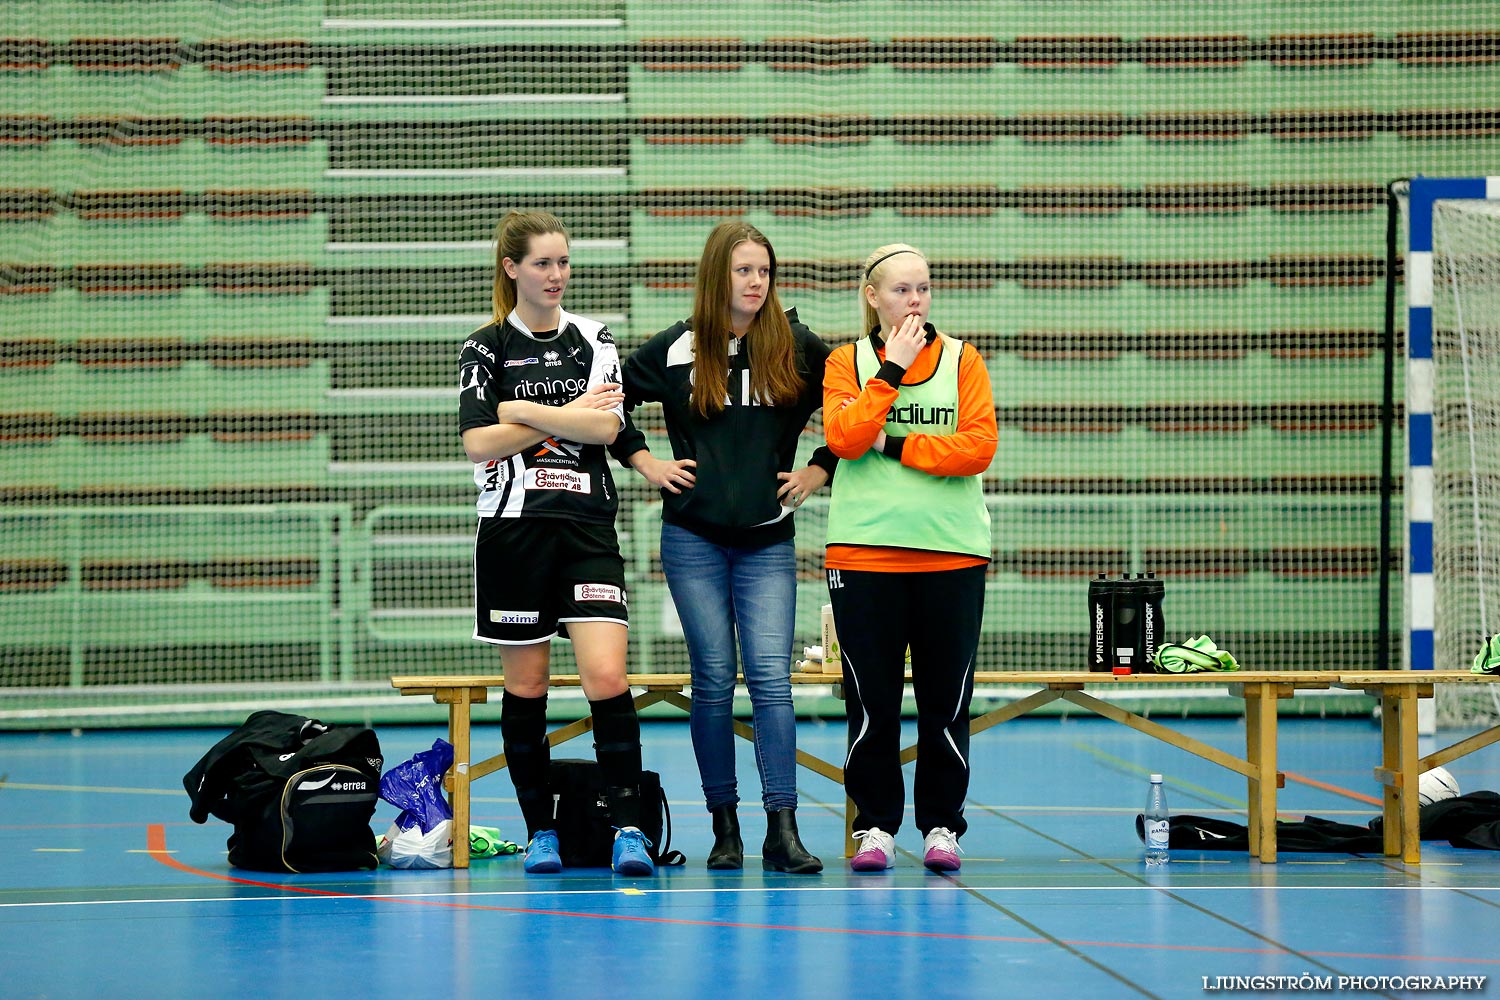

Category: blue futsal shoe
[611, 826, 655, 876]
[523, 830, 562, 874]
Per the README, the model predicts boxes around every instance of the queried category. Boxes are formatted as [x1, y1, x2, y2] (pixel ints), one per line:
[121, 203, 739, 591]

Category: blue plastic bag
[379, 739, 454, 834]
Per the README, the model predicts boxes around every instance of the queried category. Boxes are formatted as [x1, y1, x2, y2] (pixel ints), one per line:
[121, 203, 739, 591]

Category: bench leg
[1381, 687, 1423, 864]
[444, 689, 475, 869]
[1379, 690, 1400, 858]
[1243, 683, 1280, 863]
[1245, 691, 1262, 860]
[1399, 690, 1423, 865]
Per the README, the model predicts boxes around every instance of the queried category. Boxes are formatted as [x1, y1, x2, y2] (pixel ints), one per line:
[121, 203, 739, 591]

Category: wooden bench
[392, 668, 1378, 868]
[1336, 671, 1500, 864]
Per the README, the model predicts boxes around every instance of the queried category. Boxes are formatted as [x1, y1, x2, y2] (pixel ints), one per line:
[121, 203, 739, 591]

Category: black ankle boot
[762, 808, 823, 874]
[706, 804, 743, 870]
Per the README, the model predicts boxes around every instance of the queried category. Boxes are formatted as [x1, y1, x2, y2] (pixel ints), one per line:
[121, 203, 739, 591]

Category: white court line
[0, 781, 1374, 819]
[0, 696, 413, 722]
[0, 782, 181, 795]
[5, 881, 1499, 910]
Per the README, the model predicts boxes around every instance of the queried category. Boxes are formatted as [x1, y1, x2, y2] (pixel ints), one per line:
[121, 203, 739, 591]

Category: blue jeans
[660, 521, 799, 812]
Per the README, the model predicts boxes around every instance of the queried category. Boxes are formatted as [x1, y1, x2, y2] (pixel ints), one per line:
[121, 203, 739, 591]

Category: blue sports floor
[3, 716, 1499, 1000]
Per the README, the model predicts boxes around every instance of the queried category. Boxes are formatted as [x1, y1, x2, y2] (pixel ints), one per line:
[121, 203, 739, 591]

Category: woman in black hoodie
[613, 221, 832, 873]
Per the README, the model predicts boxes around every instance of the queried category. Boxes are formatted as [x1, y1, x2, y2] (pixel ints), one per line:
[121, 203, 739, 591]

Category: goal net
[1432, 195, 1500, 726]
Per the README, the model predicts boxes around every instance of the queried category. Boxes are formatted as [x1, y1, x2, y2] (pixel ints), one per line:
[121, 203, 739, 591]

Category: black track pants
[826, 564, 985, 837]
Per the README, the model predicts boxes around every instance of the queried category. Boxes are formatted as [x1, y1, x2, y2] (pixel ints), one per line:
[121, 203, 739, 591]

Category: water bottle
[1144, 773, 1170, 866]
[1087, 573, 1112, 671]
[1112, 574, 1144, 674]
[1141, 572, 1165, 667]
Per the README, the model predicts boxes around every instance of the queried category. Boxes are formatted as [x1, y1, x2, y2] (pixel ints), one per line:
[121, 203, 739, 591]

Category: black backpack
[184, 711, 383, 873]
[547, 758, 685, 867]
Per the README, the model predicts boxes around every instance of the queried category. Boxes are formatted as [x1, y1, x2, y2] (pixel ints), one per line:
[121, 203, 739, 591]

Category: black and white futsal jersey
[458, 309, 624, 523]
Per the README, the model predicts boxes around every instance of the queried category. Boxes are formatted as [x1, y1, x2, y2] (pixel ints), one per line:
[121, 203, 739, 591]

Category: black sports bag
[184, 710, 383, 873]
[547, 758, 685, 867]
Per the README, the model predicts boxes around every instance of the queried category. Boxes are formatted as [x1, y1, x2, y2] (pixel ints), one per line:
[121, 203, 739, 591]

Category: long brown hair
[491, 209, 568, 323]
[689, 221, 802, 419]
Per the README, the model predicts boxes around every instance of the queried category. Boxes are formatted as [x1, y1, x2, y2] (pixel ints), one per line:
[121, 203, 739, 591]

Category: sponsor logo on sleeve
[462, 340, 497, 363]
[523, 468, 591, 493]
[574, 583, 624, 605]
[459, 364, 487, 399]
[490, 609, 541, 624]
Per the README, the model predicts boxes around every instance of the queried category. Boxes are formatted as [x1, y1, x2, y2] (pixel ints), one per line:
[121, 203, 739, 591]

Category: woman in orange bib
[822, 243, 998, 873]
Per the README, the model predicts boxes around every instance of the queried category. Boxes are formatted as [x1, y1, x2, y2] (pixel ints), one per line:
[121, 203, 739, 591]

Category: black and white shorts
[473, 516, 628, 644]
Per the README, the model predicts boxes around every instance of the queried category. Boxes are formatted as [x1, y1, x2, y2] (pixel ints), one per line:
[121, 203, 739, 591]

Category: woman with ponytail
[457, 210, 656, 876]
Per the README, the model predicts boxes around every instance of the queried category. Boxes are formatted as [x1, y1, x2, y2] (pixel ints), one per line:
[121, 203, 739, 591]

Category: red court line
[1282, 771, 1383, 806]
[2, 821, 199, 831]
[144, 825, 1500, 965]
[147, 825, 373, 899]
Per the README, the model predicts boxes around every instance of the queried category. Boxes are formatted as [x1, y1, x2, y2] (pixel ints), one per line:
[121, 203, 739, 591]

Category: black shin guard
[500, 690, 553, 837]
[589, 691, 646, 830]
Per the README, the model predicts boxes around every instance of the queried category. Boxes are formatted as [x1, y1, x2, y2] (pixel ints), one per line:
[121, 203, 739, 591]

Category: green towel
[1473, 634, 1500, 675]
[1152, 635, 1240, 674]
[469, 825, 520, 859]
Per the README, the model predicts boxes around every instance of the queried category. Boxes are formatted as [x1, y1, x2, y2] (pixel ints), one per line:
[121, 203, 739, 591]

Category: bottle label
[1146, 819, 1170, 849]
[1088, 579, 1111, 671]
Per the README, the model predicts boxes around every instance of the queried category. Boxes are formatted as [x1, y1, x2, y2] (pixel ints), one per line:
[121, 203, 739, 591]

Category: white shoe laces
[853, 827, 895, 859]
[925, 827, 962, 855]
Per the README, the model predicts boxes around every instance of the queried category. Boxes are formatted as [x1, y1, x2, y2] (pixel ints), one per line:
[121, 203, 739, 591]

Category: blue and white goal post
[1405, 175, 1500, 697]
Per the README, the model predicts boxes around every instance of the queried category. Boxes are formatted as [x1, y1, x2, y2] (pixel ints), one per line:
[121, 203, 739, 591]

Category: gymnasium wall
[3, 1, 1498, 722]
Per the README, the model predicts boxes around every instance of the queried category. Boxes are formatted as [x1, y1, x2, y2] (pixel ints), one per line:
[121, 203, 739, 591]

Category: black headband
[863, 248, 921, 280]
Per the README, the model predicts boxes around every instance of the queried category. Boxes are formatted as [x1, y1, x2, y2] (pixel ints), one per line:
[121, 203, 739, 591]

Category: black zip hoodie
[611, 310, 836, 548]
